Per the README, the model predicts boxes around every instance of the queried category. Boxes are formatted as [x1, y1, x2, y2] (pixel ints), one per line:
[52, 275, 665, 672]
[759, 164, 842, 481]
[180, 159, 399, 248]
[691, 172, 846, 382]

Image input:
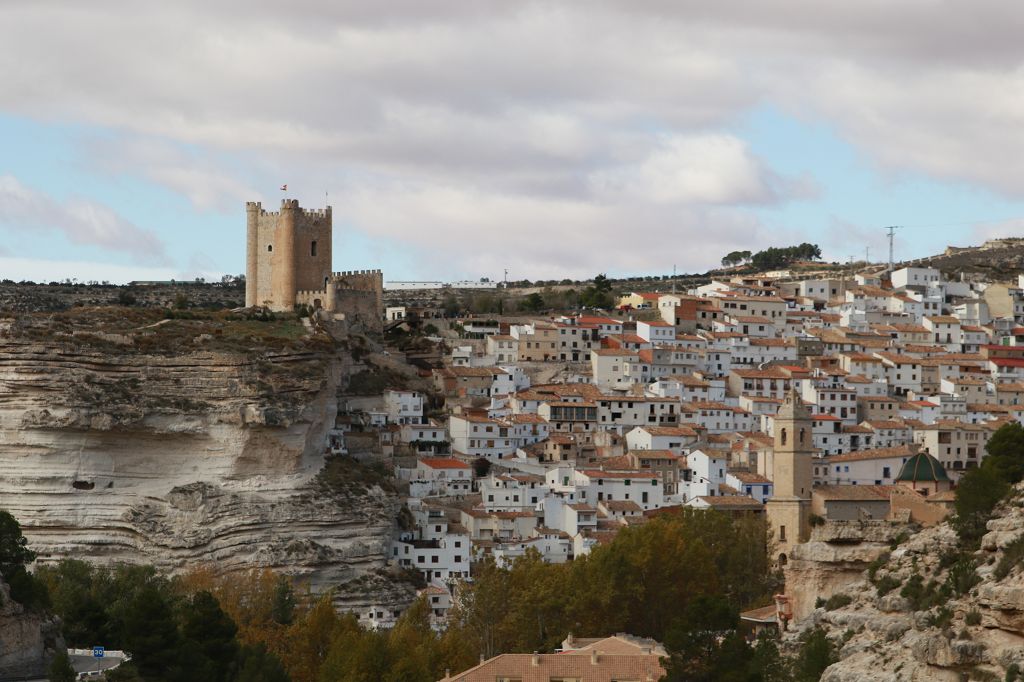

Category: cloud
[0, 175, 168, 264]
[2, 2, 1023, 276]
[590, 134, 818, 205]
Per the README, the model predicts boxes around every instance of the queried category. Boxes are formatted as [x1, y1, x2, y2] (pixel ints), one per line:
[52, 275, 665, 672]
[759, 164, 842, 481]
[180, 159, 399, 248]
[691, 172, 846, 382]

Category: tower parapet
[244, 199, 333, 312]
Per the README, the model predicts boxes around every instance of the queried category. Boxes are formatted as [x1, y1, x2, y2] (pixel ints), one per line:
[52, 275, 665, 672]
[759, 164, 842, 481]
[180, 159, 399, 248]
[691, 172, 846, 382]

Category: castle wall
[245, 200, 332, 311]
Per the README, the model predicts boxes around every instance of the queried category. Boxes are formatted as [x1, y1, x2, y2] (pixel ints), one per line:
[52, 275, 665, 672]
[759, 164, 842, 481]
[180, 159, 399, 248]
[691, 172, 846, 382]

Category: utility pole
[503, 268, 508, 287]
[884, 226, 902, 273]
[671, 264, 676, 294]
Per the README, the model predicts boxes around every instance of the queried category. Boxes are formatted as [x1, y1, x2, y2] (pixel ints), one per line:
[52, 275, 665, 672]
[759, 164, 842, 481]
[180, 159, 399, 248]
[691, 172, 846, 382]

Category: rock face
[784, 488, 1024, 681]
[0, 575, 63, 678]
[0, 312, 399, 594]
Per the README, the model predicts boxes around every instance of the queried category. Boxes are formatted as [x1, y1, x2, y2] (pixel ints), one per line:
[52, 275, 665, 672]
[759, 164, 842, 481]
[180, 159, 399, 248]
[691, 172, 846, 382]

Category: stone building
[245, 199, 383, 330]
[765, 389, 815, 566]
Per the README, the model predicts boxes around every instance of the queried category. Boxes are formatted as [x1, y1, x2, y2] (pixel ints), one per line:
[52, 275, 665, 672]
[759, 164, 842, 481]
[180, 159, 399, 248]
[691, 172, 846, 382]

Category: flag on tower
[280, 184, 287, 191]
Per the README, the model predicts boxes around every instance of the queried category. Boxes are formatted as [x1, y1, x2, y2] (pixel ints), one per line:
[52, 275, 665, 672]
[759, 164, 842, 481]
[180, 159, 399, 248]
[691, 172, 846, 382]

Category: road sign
[92, 646, 105, 659]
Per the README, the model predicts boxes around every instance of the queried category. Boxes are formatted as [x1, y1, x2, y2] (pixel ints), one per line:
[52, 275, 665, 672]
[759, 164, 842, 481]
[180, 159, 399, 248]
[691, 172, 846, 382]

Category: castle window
[311, 240, 318, 257]
[780, 428, 787, 446]
[267, 244, 273, 252]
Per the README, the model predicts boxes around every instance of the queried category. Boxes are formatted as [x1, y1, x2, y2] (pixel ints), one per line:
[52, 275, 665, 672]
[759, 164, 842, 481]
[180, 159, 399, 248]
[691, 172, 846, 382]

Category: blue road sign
[93, 646, 105, 658]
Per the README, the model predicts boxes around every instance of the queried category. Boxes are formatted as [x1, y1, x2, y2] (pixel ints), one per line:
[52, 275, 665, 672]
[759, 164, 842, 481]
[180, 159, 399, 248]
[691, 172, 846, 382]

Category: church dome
[896, 452, 951, 483]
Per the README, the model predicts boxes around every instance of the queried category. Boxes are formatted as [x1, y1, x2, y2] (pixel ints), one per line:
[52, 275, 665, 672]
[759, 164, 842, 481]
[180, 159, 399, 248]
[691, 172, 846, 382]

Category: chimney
[532, 653, 540, 667]
[641, 646, 651, 655]
[480, 653, 485, 665]
[591, 650, 599, 665]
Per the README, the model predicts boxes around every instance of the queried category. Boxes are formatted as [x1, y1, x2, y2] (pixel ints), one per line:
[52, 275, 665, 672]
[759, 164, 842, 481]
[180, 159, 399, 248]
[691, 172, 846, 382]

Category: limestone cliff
[0, 574, 62, 678]
[784, 490, 1024, 681]
[0, 309, 399, 595]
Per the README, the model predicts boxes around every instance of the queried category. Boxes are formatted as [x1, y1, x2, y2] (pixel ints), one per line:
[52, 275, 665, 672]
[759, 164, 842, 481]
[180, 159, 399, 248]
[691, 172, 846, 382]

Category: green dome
[896, 452, 950, 483]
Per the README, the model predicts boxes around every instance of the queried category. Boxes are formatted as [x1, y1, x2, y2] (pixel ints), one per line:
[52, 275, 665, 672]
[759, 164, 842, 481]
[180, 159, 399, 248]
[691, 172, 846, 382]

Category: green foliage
[0, 510, 46, 609]
[444, 509, 774, 672]
[580, 273, 614, 309]
[271, 576, 296, 626]
[36, 560, 290, 682]
[953, 466, 1011, 546]
[866, 553, 890, 582]
[792, 627, 837, 682]
[947, 556, 982, 596]
[521, 292, 545, 312]
[984, 422, 1024, 484]
[926, 606, 954, 629]
[874, 575, 902, 597]
[237, 644, 290, 682]
[48, 649, 76, 682]
[748, 243, 822, 270]
[721, 251, 752, 268]
[824, 594, 853, 611]
[900, 573, 948, 611]
[994, 535, 1024, 580]
[954, 422, 1024, 546]
[472, 457, 491, 478]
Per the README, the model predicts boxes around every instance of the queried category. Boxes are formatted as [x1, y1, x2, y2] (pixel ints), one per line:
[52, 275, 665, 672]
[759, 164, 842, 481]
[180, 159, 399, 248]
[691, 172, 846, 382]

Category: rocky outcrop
[784, 489, 1024, 681]
[0, 312, 400, 596]
[785, 520, 905, 622]
[0, 575, 63, 678]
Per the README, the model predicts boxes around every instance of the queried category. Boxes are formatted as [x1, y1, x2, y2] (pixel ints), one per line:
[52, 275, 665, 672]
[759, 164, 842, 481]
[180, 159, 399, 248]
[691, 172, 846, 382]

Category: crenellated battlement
[246, 200, 331, 220]
[333, 269, 383, 278]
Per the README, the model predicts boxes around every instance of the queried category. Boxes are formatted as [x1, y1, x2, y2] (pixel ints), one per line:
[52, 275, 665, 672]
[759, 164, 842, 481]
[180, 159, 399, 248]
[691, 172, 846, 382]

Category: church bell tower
[766, 389, 815, 564]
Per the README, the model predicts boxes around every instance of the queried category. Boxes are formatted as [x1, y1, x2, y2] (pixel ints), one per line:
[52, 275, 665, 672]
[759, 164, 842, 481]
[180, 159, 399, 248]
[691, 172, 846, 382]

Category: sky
[2, 1, 1024, 284]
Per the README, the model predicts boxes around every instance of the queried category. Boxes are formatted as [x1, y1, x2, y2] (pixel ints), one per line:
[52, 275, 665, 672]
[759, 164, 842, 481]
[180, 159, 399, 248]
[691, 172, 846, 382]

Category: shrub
[926, 606, 954, 629]
[965, 609, 982, 626]
[995, 535, 1024, 580]
[946, 556, 982, 596]
[867, 553, 891, 582]
[809, 514, 826, 527]
[875, 575, 902, 597]
[824, 594, 853, 611]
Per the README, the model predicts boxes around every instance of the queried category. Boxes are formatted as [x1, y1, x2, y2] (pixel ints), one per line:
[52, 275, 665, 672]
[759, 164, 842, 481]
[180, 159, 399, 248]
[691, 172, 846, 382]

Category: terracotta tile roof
[813, 484, 900, 501]
[730, 471, 772, 484]
[579, 469, 659, 480]
[696, 495, 764, 509]
[827, 445, 917, 463]
[420, 457, 472, 470]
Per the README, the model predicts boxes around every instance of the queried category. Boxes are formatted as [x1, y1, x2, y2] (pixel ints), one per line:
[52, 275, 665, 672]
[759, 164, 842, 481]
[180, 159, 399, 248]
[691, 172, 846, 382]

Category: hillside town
[334, 262, 1024, 640]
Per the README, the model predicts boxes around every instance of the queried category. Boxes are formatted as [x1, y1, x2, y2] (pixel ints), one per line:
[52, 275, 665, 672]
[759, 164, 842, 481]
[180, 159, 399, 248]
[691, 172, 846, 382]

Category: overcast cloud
[1, 1, 1022, 278]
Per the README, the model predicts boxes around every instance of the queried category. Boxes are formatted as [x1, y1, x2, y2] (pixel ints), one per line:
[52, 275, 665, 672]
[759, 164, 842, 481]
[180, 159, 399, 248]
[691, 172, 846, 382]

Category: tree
[472, 457, 491, 478]
[982, 421, 1024, 484]
[179, 591, 240, 682]
[236, 644, 290, 682]
[0, 510, 36, 576]
[122, 585, 181, 679]
[522, 292, 545, 312]
[792, 627, 836, 682]
[49, 649, 77, 682]
[0, 510, 42, 608]
[271, 576, 296, 626]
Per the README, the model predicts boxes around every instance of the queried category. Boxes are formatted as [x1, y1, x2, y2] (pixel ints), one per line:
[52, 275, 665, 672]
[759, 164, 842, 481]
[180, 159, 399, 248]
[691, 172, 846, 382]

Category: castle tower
[766, 389, 815, 565]
[244, 199, 332, 311]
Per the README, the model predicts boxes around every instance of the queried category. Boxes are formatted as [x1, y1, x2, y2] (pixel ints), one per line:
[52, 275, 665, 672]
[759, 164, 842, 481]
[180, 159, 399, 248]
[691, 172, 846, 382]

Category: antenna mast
[884, 226, 902, 273]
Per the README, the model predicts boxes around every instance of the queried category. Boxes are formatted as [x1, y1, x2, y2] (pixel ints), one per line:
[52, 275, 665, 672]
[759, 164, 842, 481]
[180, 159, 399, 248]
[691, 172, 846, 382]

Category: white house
[384, 390, 425, 425]
[405, 457, 473, 498]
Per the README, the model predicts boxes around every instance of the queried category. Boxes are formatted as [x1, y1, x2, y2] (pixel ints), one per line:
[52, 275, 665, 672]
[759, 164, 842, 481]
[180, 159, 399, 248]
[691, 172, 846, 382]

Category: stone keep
[766, 389, 815, 564]
[246, 199, 332, 311]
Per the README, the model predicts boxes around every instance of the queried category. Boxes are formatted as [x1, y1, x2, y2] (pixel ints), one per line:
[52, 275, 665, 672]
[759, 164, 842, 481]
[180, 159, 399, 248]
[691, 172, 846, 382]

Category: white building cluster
[376, 265, 1024, 630]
